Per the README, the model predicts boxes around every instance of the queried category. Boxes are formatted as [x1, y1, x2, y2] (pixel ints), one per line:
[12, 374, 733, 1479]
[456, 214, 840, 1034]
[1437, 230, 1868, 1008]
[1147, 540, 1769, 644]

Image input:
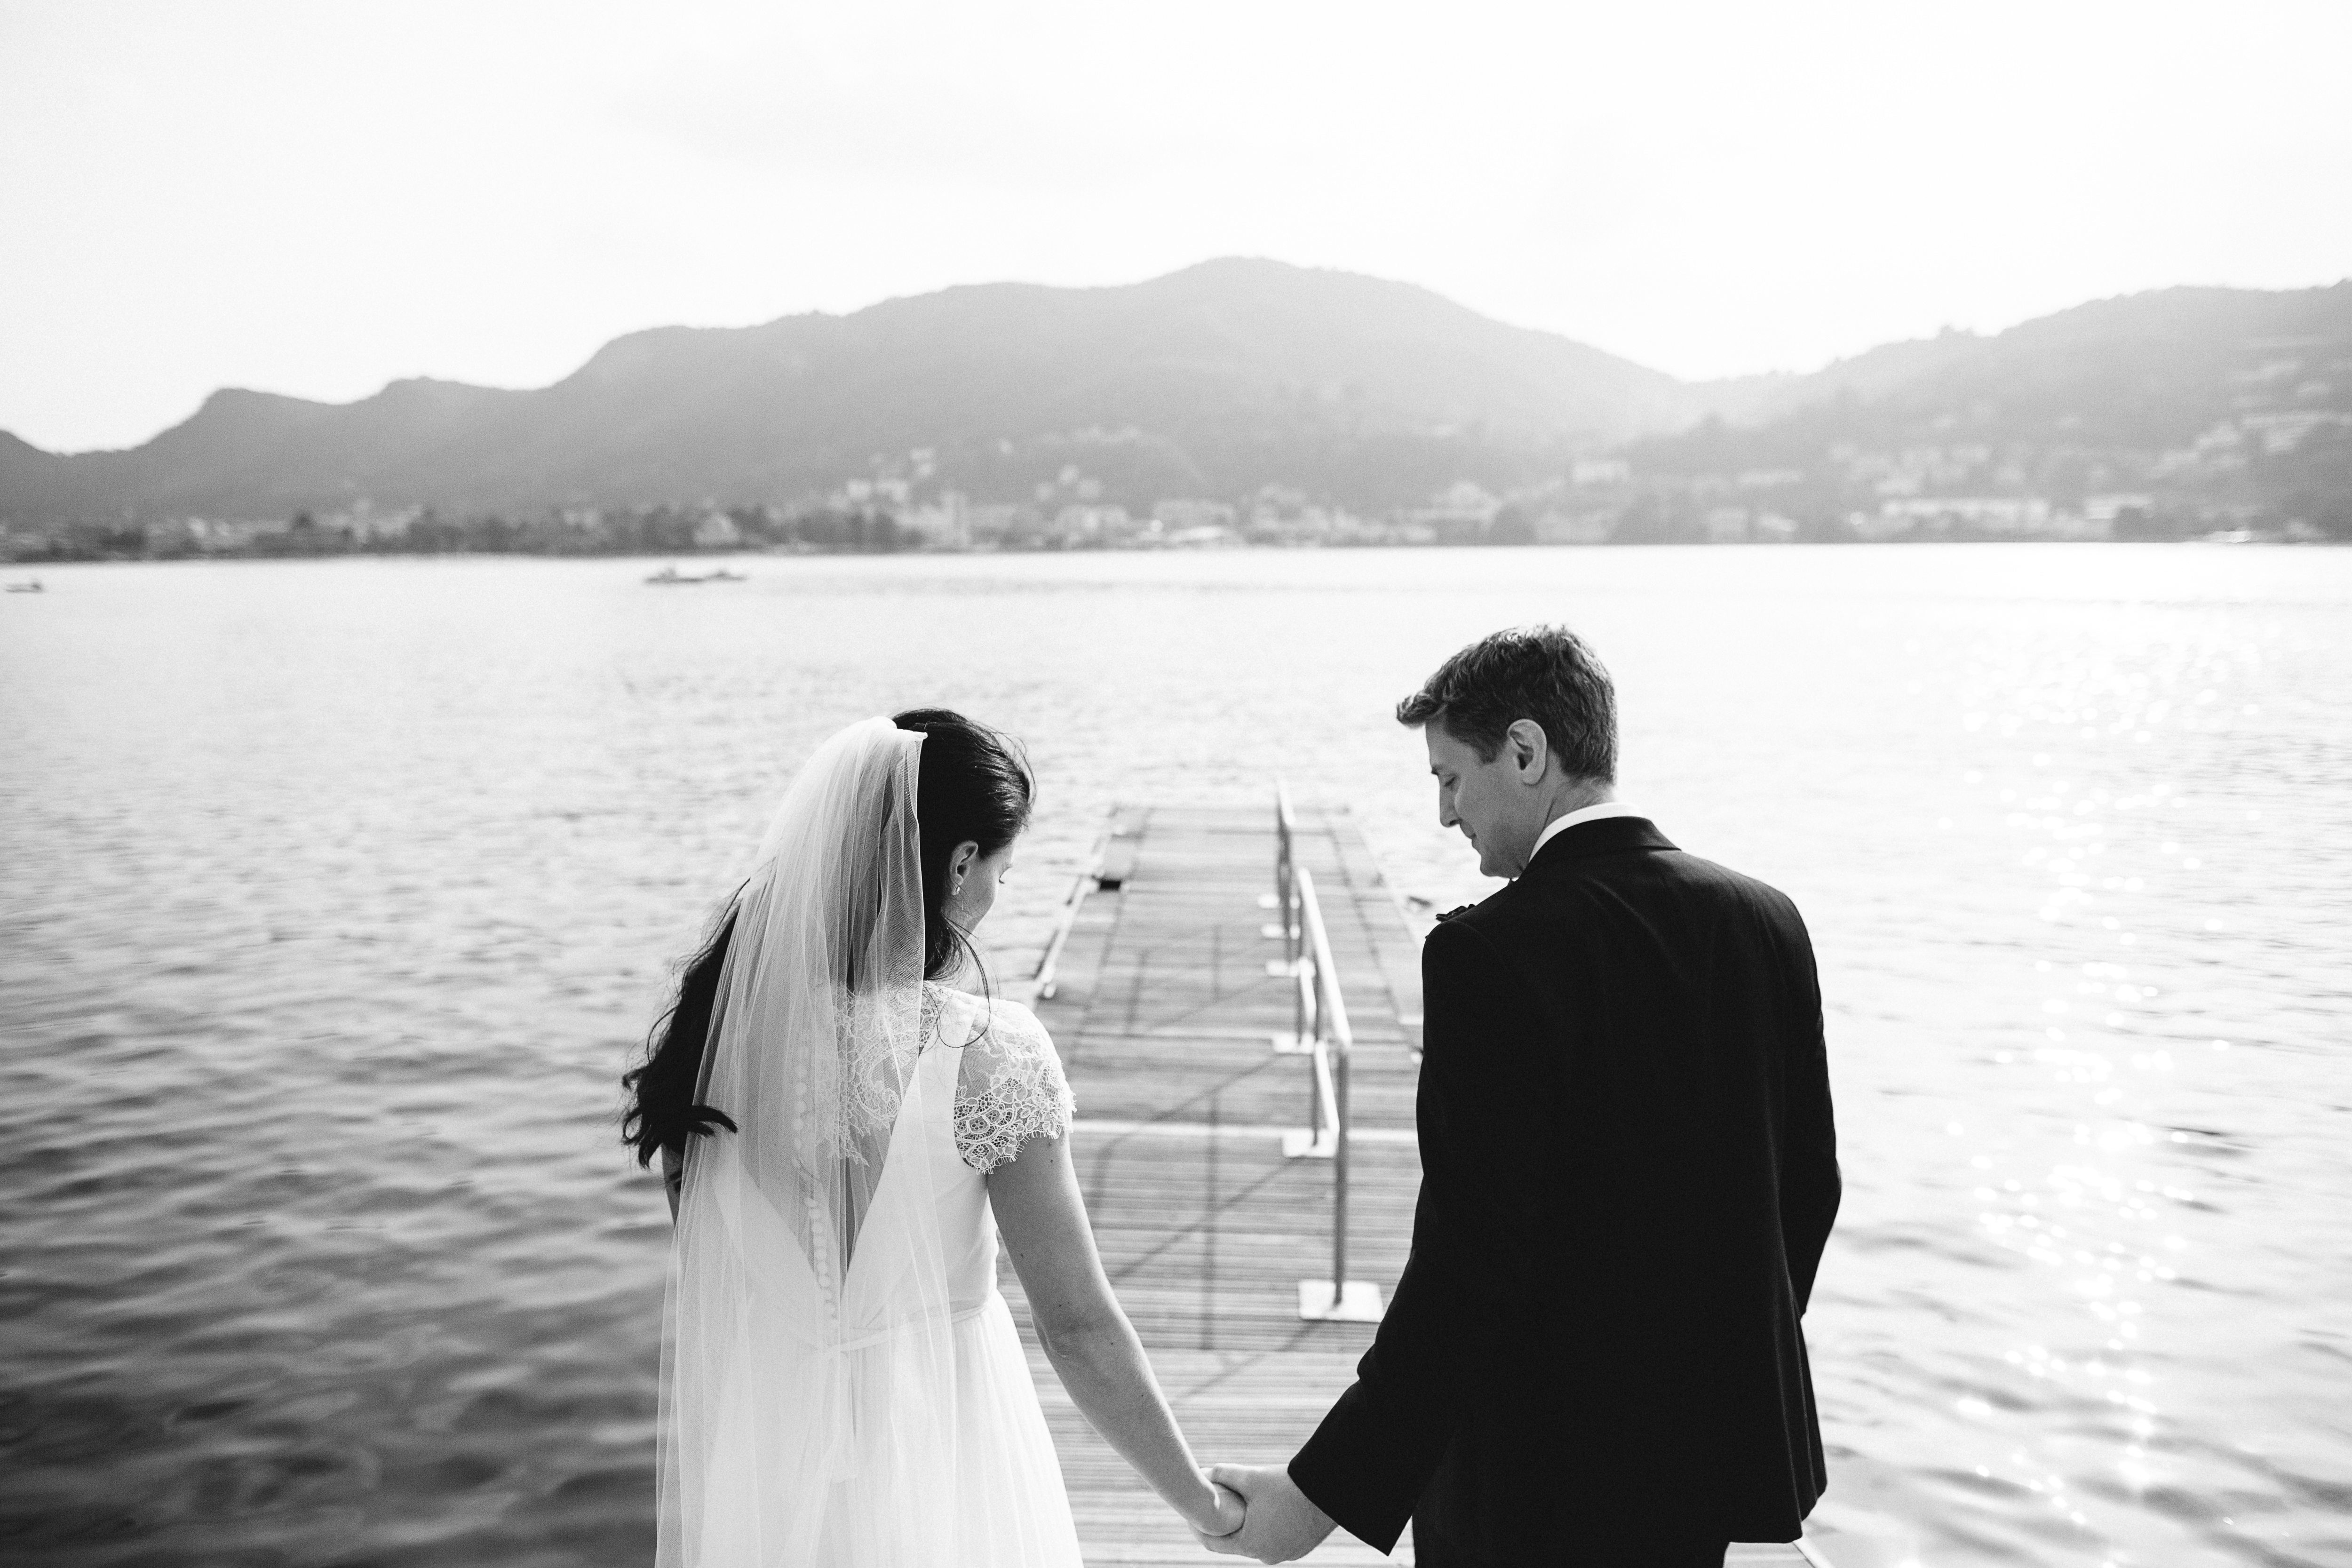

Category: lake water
[1, 546, 2346, 1568]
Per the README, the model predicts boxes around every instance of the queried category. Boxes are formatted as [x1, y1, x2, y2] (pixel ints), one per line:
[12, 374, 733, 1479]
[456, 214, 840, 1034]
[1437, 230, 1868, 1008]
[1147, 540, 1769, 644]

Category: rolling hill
[4, 261, 2347, 536]
[0, 259, 1689, 523]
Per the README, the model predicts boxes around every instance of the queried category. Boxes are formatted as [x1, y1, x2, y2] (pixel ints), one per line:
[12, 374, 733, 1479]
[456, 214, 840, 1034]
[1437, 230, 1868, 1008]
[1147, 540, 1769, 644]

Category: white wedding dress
[657, 718, 1088, 1568]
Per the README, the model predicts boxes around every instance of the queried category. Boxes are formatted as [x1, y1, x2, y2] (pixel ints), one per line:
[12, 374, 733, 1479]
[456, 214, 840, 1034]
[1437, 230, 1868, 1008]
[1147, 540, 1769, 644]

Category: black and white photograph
[2, 4, 2347, 1566]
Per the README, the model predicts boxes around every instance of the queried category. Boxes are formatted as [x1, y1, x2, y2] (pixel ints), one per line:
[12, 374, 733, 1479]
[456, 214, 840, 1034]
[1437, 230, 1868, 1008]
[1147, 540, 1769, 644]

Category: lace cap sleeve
[951, 998, 1076, 1173]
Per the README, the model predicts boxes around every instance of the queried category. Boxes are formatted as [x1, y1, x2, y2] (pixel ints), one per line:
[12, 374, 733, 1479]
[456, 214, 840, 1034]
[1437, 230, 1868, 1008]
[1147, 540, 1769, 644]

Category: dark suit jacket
[1290, 817, 1839, 1563]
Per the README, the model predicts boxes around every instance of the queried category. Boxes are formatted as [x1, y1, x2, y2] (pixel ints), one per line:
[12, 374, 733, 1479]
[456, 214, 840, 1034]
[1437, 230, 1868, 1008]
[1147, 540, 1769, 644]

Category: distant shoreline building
[1860, 497, 2109, 541]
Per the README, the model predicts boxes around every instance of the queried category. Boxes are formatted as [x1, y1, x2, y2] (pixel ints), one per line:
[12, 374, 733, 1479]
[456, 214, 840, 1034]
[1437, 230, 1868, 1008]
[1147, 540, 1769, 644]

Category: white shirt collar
[1528, 799, 1644, 863]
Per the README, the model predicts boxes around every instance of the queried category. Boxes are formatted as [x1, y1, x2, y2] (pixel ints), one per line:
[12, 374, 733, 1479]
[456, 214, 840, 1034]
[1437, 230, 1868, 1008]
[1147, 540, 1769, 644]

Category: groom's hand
[1193, 1464, 1336, 1563]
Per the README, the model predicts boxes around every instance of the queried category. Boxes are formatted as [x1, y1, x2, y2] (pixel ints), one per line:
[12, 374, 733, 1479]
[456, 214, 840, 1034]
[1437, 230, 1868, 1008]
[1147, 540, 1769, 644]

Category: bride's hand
[1191, 1471, 1246, 1538]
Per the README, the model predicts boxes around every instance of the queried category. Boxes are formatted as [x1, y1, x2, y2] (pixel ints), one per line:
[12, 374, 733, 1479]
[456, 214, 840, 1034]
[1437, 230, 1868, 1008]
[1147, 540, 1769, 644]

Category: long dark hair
[620, 709, 1034, 1169]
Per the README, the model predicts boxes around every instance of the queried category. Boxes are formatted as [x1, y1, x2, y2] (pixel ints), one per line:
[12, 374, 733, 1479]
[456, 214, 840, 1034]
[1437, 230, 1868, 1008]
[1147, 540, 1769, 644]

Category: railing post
[1267, 780, 1313, 1054]
[1307, 986, 1325, 1146]
[1280, 867, 1337, 1158]
[1291, 860, 1307, 1054]
[1284, 857, 1382, 1324]
[1332, 1043, 1350, 1296]
[1283, 788, 1301, 978]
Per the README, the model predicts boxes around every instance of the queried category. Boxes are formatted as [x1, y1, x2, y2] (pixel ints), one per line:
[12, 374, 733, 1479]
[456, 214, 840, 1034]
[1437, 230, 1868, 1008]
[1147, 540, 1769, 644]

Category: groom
[1202, 626, 1840, 1566]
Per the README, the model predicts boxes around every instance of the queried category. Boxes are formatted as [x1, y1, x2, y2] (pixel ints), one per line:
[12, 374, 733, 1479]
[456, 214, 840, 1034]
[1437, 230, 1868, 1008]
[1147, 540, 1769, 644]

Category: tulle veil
[656, 716, 966, 1565]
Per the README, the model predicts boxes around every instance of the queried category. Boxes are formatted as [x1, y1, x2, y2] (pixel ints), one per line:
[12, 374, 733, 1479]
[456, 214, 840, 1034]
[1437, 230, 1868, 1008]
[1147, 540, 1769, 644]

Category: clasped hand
[1191, 1463, 1337, 1563]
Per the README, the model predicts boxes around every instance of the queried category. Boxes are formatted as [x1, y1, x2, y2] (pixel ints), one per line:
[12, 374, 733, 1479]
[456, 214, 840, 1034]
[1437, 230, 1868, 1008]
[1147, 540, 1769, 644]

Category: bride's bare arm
[989, 1133, 1244, 1538]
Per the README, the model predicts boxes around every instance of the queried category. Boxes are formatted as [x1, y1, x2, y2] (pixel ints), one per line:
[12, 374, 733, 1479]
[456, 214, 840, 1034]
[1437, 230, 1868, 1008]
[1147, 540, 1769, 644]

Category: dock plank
[1004, 802, 1814, 1567]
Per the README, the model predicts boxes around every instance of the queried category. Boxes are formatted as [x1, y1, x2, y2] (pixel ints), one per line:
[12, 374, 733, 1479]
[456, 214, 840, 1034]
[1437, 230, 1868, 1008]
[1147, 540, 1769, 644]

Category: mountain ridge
[3, 259, 2347, 533]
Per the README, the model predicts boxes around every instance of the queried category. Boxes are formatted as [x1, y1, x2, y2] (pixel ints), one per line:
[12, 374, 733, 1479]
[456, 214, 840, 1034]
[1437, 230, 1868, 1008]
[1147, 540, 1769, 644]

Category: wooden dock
[999, 802, 1819, 1567]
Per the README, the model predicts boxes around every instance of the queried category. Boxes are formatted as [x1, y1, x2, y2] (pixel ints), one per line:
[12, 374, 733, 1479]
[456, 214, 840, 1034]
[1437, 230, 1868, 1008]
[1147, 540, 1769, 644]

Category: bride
[621, 710, 1246, 1565]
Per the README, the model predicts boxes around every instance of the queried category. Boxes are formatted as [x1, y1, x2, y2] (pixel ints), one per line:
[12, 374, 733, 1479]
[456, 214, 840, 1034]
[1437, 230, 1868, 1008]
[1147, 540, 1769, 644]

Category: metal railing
[1264, 781, 1384, 1323]
[1020, 830, 1107, 1005]
[1263, 779, 1309, 1051]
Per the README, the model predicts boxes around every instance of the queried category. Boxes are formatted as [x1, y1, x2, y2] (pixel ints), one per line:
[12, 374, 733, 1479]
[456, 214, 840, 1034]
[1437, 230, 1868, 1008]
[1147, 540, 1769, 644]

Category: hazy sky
[4, 0, 2347, 452]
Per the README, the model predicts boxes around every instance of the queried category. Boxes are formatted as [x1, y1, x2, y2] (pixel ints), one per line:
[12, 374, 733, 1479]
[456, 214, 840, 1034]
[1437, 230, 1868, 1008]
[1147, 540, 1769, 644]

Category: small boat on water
[4, 578, 42, 593]
[644, 565, 747, 585]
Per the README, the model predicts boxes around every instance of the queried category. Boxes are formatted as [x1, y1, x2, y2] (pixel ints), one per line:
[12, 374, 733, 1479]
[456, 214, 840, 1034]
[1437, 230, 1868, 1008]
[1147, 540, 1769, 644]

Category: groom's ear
[1506, 718, 1550, 782]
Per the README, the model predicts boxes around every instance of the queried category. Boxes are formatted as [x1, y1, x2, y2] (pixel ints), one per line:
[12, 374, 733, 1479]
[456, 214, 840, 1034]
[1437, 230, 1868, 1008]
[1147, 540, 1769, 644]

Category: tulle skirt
[667, 1291, 1084, 1568]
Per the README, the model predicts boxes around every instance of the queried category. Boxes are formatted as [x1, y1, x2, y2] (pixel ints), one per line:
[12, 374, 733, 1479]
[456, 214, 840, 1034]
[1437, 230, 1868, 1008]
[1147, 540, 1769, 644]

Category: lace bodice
[927, 986, 1076, 1172]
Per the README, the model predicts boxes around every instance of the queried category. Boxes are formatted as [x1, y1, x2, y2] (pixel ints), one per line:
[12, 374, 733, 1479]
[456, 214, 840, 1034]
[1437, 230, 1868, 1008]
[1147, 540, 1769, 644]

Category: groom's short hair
[1396, 625, 1617, 781]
